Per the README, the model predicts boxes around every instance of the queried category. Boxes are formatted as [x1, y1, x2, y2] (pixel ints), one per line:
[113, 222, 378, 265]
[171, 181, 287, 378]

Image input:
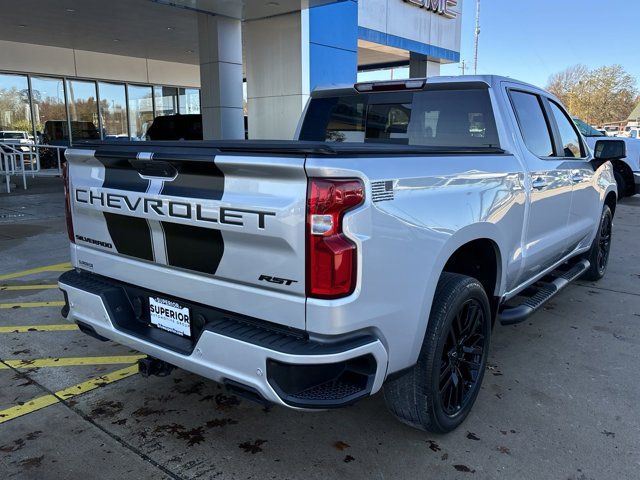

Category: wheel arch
[442, 238, 502, 325]
[434, 224, 506, 300]
[611, 159, 634, 197]
[410, 226, 506, 363]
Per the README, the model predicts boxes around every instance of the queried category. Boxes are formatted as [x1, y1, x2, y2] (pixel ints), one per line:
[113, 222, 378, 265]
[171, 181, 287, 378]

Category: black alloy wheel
[439, 298, 487, 417]
[596, 210, 612, 275]
[582, 205, 613, 281]
[383, 273, 492, 433]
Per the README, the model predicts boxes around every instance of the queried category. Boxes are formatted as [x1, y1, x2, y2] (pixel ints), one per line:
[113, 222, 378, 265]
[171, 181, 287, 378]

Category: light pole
[473, 0, 481, 75]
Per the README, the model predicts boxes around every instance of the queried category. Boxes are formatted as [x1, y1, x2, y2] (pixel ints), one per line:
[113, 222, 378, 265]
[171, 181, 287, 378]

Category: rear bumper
[58, 270, 388, 409]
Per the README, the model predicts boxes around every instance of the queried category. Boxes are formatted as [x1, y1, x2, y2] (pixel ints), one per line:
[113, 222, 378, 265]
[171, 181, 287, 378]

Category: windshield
[299, 88, 501, 149]
[572, 118, 604, 137]
[0, 132, 26, 140]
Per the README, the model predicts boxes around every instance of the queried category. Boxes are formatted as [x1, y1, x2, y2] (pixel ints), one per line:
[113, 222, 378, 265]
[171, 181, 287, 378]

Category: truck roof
[312, 75, 545, 97]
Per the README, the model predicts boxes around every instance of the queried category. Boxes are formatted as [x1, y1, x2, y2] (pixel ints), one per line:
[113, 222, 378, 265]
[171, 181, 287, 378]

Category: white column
[409, 53, 441, 78]
[245, 2, 358, 140]
[197, 14, 244, 140]
[244, 13, 308, 140]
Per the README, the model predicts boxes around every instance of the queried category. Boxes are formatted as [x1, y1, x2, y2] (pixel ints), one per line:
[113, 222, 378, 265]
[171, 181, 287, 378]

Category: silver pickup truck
[59, 76, 619, 433]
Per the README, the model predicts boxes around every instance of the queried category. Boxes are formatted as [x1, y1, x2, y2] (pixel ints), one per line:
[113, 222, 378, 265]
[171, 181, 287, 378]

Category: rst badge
[259, 275, 298, 286]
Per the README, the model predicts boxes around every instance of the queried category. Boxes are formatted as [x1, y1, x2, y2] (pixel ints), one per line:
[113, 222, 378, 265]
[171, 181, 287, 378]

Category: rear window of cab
[299, 88, 500, 149]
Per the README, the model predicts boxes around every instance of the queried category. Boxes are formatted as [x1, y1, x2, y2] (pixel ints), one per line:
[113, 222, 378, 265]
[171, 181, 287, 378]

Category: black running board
[499, 259, 590, 325]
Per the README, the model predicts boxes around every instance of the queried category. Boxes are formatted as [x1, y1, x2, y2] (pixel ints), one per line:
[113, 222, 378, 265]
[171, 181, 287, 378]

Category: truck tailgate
[66, 144, 307, 329]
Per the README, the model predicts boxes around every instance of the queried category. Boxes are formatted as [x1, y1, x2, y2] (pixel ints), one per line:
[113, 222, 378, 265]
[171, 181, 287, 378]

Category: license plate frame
[149, 296, 192, 338]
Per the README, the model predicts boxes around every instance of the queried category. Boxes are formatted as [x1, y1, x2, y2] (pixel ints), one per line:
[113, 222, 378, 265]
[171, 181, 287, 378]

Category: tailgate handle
[129, 159, 177, 178]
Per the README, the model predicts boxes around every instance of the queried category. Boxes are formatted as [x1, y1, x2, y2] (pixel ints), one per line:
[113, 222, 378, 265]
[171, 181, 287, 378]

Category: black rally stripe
[159, 157, 226, 274]
[160, 160, 224, 200]
[103, 213, 154, 261]
[161, 222, 224, 274]
[94, 150, 151, 193]
[93, 148, 226, 272]
[95, 150, 154, 261]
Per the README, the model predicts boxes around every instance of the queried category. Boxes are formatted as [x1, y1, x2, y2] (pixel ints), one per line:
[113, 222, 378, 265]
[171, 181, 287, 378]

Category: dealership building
[0, 0, 462, 143]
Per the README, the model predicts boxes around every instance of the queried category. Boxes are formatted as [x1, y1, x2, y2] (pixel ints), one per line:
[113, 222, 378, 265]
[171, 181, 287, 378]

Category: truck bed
[73, 139, 505, 156]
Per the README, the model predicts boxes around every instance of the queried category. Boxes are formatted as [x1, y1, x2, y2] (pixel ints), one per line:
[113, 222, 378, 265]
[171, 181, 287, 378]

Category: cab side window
[548, 101, 583, 158]
[510, 91, 554, 157]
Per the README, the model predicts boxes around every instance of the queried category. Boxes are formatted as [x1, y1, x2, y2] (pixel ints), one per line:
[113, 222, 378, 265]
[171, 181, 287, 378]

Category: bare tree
[547, 64, 638, 125]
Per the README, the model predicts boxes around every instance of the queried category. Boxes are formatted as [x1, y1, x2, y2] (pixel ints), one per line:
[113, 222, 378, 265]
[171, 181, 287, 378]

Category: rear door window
[299, 88, 500, 149]
[510, 91, 554, 157]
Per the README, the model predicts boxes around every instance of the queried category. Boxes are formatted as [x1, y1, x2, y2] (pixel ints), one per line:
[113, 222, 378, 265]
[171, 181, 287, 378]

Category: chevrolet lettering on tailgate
[74, 188, 276, 229]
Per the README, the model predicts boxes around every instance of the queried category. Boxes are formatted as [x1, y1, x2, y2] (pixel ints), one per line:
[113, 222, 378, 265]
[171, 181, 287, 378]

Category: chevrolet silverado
[59, 76, 619, 433]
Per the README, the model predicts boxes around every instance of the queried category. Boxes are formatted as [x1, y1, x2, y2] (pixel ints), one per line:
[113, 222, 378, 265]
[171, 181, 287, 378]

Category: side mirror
[594, 139, 626, 161]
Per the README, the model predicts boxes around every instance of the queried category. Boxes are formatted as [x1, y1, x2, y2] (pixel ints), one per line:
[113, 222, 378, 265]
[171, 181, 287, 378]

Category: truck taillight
[62, 161, 75, 244]
[306, 178, 364, 299]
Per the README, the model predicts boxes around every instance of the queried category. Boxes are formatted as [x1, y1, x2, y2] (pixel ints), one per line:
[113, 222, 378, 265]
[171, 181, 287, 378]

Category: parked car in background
[0, 130, 35, 151]
[42, 120, 100, 145]
[38, 121, 100, 168]
[0, 130, 36, 166]
[145, 114, 249, 141]
[574, 117, 640, 197]
[60, 76, 618, 433]
[629, 128, 640, 139]
[145, 114, 203, 141]
[603, 126, 620, 137]
[1, 130, 30, 142]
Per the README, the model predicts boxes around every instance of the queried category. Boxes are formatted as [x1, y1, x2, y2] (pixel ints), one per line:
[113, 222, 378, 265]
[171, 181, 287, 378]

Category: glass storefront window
[128, 85, 154, 140]
[0, 73, 32, 138]
[98, 82, 127, 139]
[66, 80, 100, 142]
[179, 88, 201, 114]
[154, 86, 178, 117]
[31, 76, 68, 144]
[1, 72, 199, 144]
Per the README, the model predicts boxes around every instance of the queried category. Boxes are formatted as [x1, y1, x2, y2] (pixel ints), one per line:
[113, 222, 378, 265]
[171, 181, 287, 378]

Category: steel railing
[0, 142, 67, 193]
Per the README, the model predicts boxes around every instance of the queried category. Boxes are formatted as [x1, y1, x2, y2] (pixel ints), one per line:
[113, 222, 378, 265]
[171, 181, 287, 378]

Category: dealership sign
[403, 0, 458, 19]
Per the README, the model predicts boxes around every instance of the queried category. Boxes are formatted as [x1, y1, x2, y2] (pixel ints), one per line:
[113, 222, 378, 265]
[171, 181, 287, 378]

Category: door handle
[531, 177, 548, 190]
[571, 173, 584, 183]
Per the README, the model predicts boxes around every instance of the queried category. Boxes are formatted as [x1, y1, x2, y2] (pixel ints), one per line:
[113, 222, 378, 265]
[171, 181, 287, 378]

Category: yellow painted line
[0, 262, 71, 281]
[0, 364, 139, 424]
[0, 395, 59, 424]
[0, 355, 145, 370]
[0, 301, 65, 309]
[0, 284, 58, 291]
[0, 324, 79, 333]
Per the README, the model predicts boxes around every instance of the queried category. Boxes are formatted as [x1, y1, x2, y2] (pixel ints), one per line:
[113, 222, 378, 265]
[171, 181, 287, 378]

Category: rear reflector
[307, 178, 364, 299]
[62, 161, 75, 243]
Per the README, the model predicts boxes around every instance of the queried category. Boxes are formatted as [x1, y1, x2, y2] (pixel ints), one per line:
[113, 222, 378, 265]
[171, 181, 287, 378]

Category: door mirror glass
[594, 139, 626, 161]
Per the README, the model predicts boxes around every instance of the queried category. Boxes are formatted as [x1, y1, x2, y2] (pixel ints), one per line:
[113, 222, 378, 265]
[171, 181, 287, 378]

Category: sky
[440, 0, 640, 87]
[361, 0, 640, 88]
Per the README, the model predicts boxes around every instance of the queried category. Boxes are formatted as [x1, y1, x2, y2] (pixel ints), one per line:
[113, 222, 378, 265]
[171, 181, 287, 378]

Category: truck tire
[383, 272, 491, 433]
[582, 205, 613, 281]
